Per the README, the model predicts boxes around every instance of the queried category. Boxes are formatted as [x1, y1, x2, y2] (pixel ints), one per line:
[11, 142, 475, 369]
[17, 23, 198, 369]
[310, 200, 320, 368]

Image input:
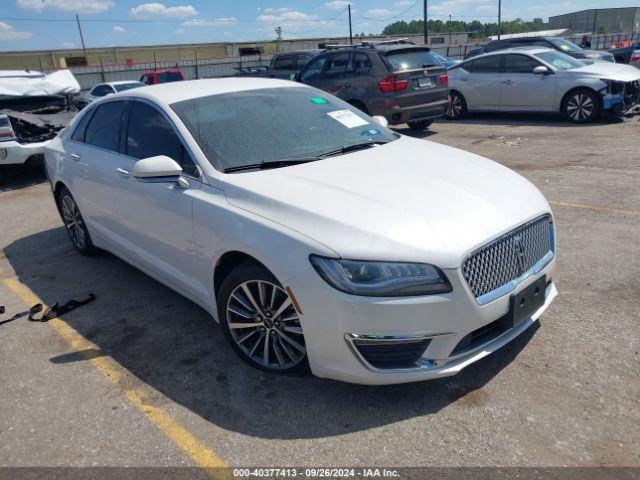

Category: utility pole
[348, 4, 353, 45]
[423, 0, 428, 45]
[275, 26, 282, 53]
[497, 0, 502, 40]
[75, 14, 88, 64]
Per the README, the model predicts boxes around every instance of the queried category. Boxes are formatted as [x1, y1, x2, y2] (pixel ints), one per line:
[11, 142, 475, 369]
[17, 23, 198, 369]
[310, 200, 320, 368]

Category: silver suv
[297, 41, 450, 130]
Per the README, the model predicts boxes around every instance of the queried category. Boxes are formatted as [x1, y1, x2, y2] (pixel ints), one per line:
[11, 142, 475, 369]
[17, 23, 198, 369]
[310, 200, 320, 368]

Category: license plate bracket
[507, 275, 546, 328]
[417, 78, 434, 88]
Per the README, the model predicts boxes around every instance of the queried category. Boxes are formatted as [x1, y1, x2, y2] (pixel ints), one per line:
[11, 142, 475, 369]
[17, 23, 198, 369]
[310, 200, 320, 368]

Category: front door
[500, 54, 557, 111]
[111, 100, 208, 300]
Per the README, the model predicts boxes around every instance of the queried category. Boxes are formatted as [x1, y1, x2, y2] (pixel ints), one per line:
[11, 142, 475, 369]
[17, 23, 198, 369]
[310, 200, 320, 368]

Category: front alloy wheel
[219, 264, 307, 373]
[564, 90, 599, 123]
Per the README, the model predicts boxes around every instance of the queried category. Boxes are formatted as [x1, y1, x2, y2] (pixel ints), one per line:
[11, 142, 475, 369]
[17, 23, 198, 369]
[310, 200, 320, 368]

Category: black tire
[562, 88, 600, 123]
[347, 100, 369, 114]
[445, 91, 467, 120]
[407, 119, 434, 130]
[217, 262, 309, 375]
[57, 186, 98, 256]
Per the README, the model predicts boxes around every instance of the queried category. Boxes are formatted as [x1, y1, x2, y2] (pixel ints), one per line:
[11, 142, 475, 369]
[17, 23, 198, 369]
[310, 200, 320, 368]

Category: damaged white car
[0, 70, 80, 174]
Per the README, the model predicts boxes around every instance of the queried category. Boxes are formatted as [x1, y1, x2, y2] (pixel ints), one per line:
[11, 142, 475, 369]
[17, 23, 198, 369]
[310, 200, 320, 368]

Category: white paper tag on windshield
[327, 109, 369, 128]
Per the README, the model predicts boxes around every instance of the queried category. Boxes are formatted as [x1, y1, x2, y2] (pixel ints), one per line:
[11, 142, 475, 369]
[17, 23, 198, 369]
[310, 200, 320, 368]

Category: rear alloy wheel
[58, 187, 97, 256]
[564, 89, 600, 123]
[445, 92, 467, 120]
[407, 119, 434, 130]
[218, 263, 308, 374]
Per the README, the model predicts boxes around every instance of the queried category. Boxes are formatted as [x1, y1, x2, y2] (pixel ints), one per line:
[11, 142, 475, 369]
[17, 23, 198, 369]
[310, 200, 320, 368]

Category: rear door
[501, 53, 557, 111]
[463, 54, 503, 110]
[66, 100, 129, 244]
[382, 48, 448, 110]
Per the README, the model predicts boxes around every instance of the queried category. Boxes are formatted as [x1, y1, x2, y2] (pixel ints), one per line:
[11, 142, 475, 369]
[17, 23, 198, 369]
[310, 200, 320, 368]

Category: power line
[354, 0, 420, 22]
[282, 7, 347, 36]
[0, 16, 343, 24]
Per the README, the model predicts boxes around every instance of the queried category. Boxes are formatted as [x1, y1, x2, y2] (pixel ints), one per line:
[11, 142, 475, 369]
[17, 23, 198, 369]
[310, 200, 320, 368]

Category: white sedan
[44, 78, 557, 385]
[82, 80, 144, 104]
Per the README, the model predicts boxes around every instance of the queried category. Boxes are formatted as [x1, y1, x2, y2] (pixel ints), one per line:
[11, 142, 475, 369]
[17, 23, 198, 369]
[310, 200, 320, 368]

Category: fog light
[0, 149, 7, 161]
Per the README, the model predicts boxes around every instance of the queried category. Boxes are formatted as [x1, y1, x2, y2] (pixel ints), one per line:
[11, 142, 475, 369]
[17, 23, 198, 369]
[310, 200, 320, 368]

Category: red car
[139, 69, 185, 85]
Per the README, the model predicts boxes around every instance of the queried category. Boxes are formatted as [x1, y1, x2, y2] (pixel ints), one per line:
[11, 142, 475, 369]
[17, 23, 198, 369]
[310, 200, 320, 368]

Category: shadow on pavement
[435, 112, 627, 128]
[0, 161, 47, 192]
[3, 226, 539, 440]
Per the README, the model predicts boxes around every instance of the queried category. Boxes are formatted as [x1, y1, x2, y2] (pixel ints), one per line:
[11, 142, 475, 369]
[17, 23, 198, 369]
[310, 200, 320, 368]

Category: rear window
[274, 55, 296, 70]
[114, 82, 144, 92]
[384, 49, 441, 71]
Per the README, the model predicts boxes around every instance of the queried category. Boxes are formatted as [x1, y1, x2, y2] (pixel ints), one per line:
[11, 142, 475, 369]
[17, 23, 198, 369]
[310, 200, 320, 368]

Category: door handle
[344, 82, 352, 88]
[116, 168, 130, 177]
[502, 79, 513, 85]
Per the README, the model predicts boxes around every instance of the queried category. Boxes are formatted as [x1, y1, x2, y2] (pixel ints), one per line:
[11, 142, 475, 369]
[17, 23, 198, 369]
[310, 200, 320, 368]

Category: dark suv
[297, 41, 449, 130]
[466, 36, 615, 63]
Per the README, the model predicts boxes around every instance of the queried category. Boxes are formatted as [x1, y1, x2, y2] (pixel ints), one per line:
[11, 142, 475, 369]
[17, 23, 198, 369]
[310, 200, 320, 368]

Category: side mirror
[372, 115, 389, 128]
[131, 155, 189, 188]
[533, 65, 550, 75]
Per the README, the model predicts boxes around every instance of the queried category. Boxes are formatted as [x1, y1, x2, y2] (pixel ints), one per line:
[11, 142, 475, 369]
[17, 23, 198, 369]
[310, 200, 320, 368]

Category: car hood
[571, 62, 640, 82]
[222, 136, 551, 268]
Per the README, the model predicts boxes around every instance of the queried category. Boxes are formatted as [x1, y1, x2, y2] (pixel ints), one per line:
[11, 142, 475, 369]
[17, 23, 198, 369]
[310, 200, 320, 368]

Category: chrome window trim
[66, 97, 206, 184]
[463, 215, 555, 306]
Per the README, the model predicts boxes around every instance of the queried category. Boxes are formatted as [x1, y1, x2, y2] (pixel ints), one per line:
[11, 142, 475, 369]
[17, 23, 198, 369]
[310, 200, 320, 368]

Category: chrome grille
[462, 216, 553, 300]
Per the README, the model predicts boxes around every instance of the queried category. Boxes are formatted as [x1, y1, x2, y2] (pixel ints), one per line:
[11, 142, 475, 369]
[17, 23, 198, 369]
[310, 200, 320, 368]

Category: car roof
[276, 49, 323, 55]
[110, 77, 306, 105]
[103, 80, 143, 86]
[465, 46, 555, 59]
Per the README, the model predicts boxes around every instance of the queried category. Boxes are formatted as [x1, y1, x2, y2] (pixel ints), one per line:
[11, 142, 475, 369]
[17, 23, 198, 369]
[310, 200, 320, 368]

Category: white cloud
[182, 17, 238, 26]
[364, 8, 393, 18]
[62, 41, 75, 48]
[113, 26, 125, 33]
[0, 21, 33, 40]
[430, 0, 488, 15]
[17, 0, 114, 14]
[256, 9, 320, 30]
[130, 3, 198, 18]
[394, 0, 413, 6]
[174, 28, 185, 34]
[323, 1, 351, 9]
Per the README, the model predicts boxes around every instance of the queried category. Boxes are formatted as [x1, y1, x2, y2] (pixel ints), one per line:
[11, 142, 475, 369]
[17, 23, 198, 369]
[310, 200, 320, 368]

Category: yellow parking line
[549, 200, 640, 218]
[2, 277, 229, 478]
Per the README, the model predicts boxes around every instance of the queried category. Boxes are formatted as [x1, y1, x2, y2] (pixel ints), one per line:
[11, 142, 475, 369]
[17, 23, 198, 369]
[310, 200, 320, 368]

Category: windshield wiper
[318, 141, 390, 159]
[223, 158, 318, 173]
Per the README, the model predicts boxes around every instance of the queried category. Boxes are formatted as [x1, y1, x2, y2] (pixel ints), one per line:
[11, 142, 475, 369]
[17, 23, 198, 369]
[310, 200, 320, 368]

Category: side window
[71, 108, 95, 142]
[300, 56, 327, 82]
[140, 74, 148, 84]
[84, 101, 126, 152]
[274, 54, 296, 70]
[126, 102, 198, 177]
[323, 52, 350, 76]
[348, 52, 372, 74]
[470, 55, 502, 73]
[295, 53, 312, 69]
[91, 85, 112, 97]
[505, 54, 541, 74]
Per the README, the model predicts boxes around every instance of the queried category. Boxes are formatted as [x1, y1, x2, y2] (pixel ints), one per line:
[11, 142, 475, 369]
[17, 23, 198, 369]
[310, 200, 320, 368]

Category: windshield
[535, 51, 584, 71]
[171, 87, 397, 172]
[385, 49, 441, 71]
[114, 82, 144, 92]
[549, 38, 583, 53]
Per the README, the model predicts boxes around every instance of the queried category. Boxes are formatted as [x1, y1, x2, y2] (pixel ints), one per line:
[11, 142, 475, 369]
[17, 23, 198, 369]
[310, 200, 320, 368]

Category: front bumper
[0, 140, 49, 166]
[287, 258, 556, 385]
[602, 80, 640, 114]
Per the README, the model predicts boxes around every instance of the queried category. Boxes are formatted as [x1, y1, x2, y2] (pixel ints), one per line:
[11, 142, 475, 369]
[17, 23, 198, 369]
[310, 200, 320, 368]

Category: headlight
[309, 255, 452, 297]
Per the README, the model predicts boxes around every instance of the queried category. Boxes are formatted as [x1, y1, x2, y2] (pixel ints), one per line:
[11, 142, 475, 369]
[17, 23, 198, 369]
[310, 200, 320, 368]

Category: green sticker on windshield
[311, 97, 327, 104]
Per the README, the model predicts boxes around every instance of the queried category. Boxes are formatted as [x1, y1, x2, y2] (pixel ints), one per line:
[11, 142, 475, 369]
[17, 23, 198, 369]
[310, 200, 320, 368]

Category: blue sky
[0, 0, 634, 51]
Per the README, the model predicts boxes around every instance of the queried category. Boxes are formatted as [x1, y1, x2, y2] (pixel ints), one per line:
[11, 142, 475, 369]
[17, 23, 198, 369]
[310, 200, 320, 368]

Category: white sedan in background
[82, 80, 144, 104]
[45, 78, 557, 385]
[446, 47, 640, 122]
